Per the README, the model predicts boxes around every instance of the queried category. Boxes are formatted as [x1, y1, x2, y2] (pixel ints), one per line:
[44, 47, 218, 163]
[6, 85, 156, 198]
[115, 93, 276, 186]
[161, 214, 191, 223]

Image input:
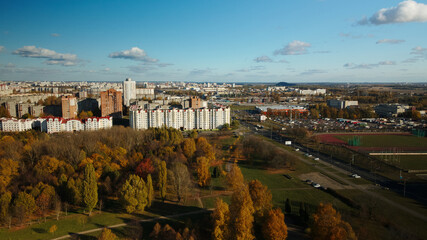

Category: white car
[295, 148, 300, 151]
[312, 182, 321, 188]
[314, 157, 320, 161]
[351, 174, 361, 179]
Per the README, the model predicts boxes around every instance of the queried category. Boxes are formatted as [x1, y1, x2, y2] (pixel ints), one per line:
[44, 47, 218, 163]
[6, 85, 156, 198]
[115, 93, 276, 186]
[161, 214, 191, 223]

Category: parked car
[306, 179, 313, 184]
[351, 173, 361, 179]
[312, 182, 321, 188]
[314, 157, 320, 161]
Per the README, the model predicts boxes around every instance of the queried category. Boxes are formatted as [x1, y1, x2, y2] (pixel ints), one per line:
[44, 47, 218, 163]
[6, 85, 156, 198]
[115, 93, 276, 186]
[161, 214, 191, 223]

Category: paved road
[242, 122, 427, 222]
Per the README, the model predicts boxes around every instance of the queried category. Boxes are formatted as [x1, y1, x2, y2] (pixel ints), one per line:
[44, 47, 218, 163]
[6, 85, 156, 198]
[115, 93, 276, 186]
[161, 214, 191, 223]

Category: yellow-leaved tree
[211, 198, 230, 240]
[262, 208, 288, 240]
[312, 203, 357, 240]
[248, 179, 272, 219]
[230, 185, 255, 240]
[196, 156, 210, 187]
[227, 163, 244, 190]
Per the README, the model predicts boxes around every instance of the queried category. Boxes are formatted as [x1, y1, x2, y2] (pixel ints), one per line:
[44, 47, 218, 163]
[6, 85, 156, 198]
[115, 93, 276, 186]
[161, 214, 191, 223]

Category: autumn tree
[227, 164, 244, 190]
[171, 162, 192, 202]
[211, 198, 230, 240]
[83, 163, 98, 216]
[0, 158, 19, 193]
[263, 208, 288, 240]
[49, 225, 58, 235]
[98, 228, 118, 240]
[31, 182, 56, 222]
[182, 138, 196, 159]
[0, 191, 12, 225]
[135, 157, 155, 180]
[229, 185, 255, 240]
[195, 137, 215, 162]
[120, 174, 148, 213]
[14, 191, 36, 224]
[0, 106, 11, 118]
[158, 161, 167, 202]
[311, 203, 357, 240]
[196, 156, 210, 187]
[248, 180, 272, 219]
[147, 174, 154, 207]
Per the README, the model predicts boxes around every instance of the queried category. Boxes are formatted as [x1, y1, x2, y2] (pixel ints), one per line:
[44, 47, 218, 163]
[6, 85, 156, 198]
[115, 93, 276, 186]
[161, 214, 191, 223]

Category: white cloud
[13, 46, 78, 66]
[236, 66, 265, 72]
[358, 0, 427, 25]
[344, 60, 396, 69]
[300, 69, 326, 75]
[109, 47, 158, 62]
[51, 33, 60, 37]
[376, 39, 405, 44]
[274, 40, 311, 55]
[0, 46, 4, 52]
[254, 56, 273, 63]
[411, 46, 427, 55]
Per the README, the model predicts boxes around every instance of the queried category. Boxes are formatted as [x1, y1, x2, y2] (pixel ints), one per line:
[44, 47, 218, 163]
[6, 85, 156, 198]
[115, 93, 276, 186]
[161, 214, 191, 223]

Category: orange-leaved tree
[312, 203, 357, 240]
[211, 198, 230, 240]
[263, 208, 288, 240]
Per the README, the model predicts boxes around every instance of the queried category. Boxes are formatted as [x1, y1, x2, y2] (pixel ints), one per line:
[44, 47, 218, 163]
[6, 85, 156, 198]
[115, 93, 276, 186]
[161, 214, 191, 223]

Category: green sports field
[335, 134, 427, 149]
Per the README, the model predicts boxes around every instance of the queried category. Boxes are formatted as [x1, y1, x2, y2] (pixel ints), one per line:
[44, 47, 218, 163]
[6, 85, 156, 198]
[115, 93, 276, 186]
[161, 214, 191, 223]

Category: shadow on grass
[32, 227, 46, 233]
[68, 232, 97, 240]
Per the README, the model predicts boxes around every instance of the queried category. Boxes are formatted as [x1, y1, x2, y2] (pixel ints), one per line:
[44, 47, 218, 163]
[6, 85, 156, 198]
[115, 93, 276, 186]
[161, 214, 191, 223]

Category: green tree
[83, 163, 98, 216]
[158, 161, 167, 202]
[147, 174, 154, 207]
[0, 191, 12, 224]
[120, 174, 148, 213]
[14, 191, 36, 224]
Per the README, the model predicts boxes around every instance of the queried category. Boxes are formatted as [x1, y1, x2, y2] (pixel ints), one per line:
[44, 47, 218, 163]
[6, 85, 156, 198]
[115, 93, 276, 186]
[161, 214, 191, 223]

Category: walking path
[51, 209, 211, 240]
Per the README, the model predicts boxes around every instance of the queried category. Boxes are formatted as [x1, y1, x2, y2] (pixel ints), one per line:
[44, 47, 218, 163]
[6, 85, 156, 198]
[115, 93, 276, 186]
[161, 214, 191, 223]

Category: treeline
[243, 135, 298, 169]
[0, 126, 218, 227]
[309, 104, 376, 120]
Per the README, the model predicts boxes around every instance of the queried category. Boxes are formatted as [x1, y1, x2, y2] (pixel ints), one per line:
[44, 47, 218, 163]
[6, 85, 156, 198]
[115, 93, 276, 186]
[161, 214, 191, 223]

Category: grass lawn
[394, 155, 427, 170]
[337, 189, 427, 240]
[335, 134, 427, 148]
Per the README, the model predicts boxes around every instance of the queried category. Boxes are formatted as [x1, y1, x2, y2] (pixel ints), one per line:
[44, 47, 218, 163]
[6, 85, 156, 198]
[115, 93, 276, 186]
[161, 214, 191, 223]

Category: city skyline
[1, 0, 427, 83]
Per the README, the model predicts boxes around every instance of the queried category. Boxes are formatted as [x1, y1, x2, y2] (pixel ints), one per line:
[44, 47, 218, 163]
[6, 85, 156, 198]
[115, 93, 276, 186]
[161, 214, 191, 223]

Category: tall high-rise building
[123, 78, 136, 107]
[61, 96, 77, 119]
[100, 89, 122, 117]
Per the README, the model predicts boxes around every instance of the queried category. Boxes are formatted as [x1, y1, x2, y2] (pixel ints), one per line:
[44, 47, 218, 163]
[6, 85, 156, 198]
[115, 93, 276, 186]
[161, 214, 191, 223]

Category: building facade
[61, 96, 78, 119]
[130, 107, 230, 130]
[123, 78, 136, 107]
[100, 89, 122, 117]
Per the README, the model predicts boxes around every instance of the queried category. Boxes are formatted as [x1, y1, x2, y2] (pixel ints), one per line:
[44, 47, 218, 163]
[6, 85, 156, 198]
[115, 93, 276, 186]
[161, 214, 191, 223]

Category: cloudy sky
[0, 0, 426, 83]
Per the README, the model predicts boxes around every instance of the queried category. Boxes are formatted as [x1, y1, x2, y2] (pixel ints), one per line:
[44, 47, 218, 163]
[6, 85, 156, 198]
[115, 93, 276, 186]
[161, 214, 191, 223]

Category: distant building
[190, 96, 203, 109]
[374, 104, 409, 118]
[123, 78, 136, 107]
[61, 96, 77, 119]
[327, 100, 358, 109]
[100, 89, 122, 117]
[130, 107, 230, 130]
[0, 118, 34, 132]
[256, 105, 308, 115]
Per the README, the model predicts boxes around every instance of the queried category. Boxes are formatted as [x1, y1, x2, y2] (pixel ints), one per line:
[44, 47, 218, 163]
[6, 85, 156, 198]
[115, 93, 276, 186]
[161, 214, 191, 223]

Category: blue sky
[0, 0, 426, 82]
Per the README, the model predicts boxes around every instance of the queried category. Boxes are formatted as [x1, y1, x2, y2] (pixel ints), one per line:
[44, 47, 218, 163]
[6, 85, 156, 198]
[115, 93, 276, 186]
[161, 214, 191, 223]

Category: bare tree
[171, 162, 193, 202]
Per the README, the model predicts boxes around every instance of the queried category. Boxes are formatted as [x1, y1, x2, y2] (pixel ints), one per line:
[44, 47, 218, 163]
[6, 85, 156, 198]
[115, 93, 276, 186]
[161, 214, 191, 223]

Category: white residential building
[40, 117, 113, 133]
[123, 78, 136, 107]
[0, 118, 34, 132]
[130, 107, 230, 130]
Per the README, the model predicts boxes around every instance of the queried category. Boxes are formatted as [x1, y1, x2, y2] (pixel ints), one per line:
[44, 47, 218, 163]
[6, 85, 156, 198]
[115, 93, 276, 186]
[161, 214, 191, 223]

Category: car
[351, 173, 361, 179]
[312, 182, 321, 188]
[295, 148, 300, 151]
[308, 154, 313, 158]
[314, 157, 320, 161]
[305, 179, 313, 184]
